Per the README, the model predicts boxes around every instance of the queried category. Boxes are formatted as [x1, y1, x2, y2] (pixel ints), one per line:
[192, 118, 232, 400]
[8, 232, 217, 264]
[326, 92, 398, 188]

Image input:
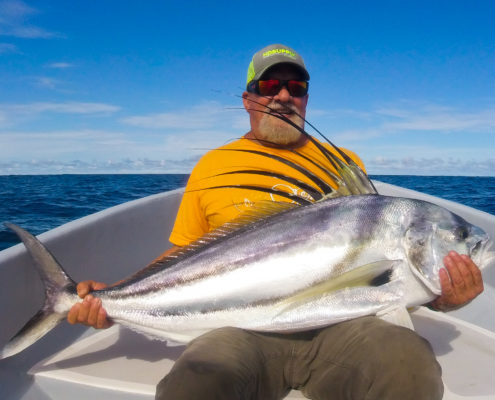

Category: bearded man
[69, 44, 483, 400]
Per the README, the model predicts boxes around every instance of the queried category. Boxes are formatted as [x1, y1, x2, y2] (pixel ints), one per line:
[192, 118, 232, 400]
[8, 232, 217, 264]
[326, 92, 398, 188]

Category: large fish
[1, 193, 493, 359]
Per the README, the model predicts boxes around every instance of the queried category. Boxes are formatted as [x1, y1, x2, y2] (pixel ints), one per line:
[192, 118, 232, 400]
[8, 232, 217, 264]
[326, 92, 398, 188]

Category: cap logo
[262, 48, 296, 59]
[247, 60, 255, 84]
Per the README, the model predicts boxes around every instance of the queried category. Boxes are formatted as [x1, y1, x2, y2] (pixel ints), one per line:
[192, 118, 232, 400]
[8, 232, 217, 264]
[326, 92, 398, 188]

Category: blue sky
[1, 0, 494, 175]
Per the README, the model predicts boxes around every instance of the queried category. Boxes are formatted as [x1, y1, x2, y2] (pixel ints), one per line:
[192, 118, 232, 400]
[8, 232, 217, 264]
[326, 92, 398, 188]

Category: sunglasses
[247, 79, 309, 97]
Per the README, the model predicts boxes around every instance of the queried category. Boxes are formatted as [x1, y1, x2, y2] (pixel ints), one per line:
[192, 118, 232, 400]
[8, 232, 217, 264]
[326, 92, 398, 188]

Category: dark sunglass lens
[288, 80, 308, 97]
[258, 80, 281, 96]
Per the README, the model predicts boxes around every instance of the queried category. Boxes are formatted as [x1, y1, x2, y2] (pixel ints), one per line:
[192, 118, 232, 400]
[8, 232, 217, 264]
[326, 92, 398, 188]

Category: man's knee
[358, 318, 443, 399]
[310, 317, 443, 399]
[156, 327, 260, 400]
[364, 319, 439, 370]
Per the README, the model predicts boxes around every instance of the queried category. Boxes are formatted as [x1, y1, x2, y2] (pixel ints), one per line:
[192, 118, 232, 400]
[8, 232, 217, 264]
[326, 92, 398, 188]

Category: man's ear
[242, 91, 251, 113]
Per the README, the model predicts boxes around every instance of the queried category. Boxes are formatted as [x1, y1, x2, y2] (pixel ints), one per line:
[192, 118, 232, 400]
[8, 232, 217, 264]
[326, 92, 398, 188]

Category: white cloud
[0, 42, 17, 53]
[0, 127, 205, 156]
[329, 128, 384, 142]
[316, 102, 495, 137]
[0, 110, 7, 124]
[366, 156, 495, 176]
[0, 129, 120, 139]
[33, 76, 63, 89]
[378, 106, 495, 133]
[121, 101, 237, 130]
[304, 101, 495, 176]
[0, 129, 136, 162]
[0, 0, 34, 19]
[231, 113, 250, 130]
[46, 62, 74, 69]
[17, 102, 120, 114]
[0, 102, 121, 119]
[0, 100, 247, 172]
[0, 0, 60, 39]
[0, 102, 121, 129]
[3, 99, 494, 176]
[0, 155, 202, 175]
[2, 149, 494, 176]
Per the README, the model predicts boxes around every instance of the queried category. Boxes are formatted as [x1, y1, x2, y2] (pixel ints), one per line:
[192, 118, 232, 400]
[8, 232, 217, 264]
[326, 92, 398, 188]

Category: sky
[1, 0, 494, 176]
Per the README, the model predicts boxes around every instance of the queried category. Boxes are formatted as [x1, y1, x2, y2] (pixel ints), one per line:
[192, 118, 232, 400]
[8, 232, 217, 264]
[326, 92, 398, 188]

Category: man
[69, 44, 483, 399]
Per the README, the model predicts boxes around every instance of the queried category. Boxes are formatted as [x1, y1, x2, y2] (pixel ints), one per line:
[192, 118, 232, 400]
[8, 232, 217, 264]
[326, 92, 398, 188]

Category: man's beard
[256, 103, 305, 145]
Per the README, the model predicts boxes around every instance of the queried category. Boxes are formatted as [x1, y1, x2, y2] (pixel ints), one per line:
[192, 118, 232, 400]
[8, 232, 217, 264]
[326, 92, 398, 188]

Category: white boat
[1, 181, 494, 400]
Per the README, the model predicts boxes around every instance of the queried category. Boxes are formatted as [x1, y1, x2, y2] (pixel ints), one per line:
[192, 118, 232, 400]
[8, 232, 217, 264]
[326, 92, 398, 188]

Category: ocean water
[0, 174, 494, 252]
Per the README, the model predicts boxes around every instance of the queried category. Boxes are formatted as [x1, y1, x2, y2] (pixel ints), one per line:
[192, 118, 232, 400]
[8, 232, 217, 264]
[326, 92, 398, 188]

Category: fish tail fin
[0, 223, 78, 359]
[1, 309, 67, 359]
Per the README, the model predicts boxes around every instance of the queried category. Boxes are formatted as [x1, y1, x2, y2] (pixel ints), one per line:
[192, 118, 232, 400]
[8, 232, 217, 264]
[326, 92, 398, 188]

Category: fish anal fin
[377, 306, 414, 330]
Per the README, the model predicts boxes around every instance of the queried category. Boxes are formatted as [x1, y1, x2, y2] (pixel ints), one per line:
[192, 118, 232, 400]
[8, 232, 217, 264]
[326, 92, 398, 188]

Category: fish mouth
[473, 238, 495, 268]
[472, 239, 483, 255]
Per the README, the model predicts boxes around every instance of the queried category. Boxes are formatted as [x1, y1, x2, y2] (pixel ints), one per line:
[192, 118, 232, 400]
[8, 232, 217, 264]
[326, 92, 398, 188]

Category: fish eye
[455, 227, 469, 240]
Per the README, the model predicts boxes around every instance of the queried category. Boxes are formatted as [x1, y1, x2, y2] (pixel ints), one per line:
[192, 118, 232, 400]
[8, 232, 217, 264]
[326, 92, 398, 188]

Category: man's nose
[273, 86, 291, 102]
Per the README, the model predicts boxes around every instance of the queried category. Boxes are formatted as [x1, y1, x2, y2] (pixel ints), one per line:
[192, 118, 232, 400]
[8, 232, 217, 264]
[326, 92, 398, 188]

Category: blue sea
[1, 174, 494, 252]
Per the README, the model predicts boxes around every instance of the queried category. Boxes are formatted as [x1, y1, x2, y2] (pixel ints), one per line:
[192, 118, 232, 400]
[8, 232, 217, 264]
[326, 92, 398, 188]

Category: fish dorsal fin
[207, 169, 324, 202]
[169, 200, 299, 258]
[240, 96, 378, 198]
[115, 201, 299, 285]
[194, 141, 374, 206]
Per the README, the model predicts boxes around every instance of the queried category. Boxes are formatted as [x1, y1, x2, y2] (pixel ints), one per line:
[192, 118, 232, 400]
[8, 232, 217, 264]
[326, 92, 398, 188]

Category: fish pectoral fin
[275, 260, 400, 316]
[377, 306, 414, 330]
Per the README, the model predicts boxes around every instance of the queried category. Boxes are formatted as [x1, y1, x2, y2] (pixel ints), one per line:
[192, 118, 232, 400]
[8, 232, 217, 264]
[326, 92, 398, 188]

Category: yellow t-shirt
[169, 137, 365, 246]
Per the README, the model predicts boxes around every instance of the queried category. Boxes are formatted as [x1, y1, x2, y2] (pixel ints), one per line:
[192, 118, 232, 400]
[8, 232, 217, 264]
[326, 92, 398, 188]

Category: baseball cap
[246, 44, 310, 88]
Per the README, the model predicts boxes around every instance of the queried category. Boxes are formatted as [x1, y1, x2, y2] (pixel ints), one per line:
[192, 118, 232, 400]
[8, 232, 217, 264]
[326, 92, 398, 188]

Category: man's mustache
[267, 103, 299, 114]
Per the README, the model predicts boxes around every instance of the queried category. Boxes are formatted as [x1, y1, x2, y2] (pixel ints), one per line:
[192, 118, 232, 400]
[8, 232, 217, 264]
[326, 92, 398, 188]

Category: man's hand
[67, 280, 112, 329]
[430, 251, 484, 311]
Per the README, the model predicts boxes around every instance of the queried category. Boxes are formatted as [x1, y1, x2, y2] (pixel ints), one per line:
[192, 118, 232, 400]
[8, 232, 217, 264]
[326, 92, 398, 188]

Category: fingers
[86, 297, 112, 329]
[76, 295, 93, 324]
[438, 268, 453, 297]
[67, 295, 111, 329]
[96, 307, 112, 329]
[76, 280, 94, 298]
[444, 252, 470, 288]
[444, 251, 483, 295]
[92, 281, 109, 291]
[76, 280, 108, 298]
[67, 302, 81, 325]
[432, 252, 484, 311]
[461, 254, 484, 291]
[86, 296, 101, 326]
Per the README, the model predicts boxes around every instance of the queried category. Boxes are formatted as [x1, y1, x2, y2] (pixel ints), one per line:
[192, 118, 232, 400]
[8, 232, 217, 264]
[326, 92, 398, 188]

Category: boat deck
[27, 308, 495, 399]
